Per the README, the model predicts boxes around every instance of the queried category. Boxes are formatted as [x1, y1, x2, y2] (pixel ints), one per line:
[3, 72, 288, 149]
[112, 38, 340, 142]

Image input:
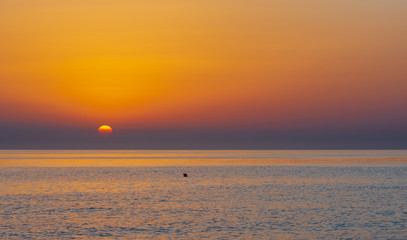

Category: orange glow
[98, 125, 112, 137]
[0, 1, 406, 131]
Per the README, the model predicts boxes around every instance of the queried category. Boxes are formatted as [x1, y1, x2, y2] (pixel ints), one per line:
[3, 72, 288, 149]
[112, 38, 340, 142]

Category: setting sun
[0, 1, 406, 239]
[98, 125, 112, 137]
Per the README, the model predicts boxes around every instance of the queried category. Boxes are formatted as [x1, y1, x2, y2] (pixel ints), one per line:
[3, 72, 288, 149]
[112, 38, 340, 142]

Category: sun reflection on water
[1, 151, 407, 239]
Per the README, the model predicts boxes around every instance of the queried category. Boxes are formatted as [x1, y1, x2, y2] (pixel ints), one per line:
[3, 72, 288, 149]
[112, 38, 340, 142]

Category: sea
[1, 150, 406, 239]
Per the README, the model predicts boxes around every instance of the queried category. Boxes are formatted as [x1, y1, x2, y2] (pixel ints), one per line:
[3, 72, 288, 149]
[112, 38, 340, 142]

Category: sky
[0, 0, 406, 149]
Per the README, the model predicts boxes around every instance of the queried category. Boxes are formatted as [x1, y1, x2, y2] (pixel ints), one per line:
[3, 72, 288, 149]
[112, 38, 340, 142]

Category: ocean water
[1, 150, 407, 239]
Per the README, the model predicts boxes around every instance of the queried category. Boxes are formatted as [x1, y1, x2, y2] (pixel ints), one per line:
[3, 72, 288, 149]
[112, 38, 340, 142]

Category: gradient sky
[1, 0, 406, 149]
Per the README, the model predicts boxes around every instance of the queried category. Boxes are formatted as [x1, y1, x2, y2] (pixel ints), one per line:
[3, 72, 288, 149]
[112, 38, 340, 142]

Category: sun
[98, 125, 112, 137]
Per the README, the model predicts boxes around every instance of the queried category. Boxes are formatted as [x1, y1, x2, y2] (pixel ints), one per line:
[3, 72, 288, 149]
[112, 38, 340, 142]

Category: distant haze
[0, 0, 406, 149]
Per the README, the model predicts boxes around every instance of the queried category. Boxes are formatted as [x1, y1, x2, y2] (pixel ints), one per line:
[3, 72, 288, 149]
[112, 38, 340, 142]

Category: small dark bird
[183, 173, 188, 177]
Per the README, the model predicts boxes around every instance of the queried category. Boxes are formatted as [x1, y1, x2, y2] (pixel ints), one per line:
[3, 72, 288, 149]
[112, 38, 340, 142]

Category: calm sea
[1, 150, 407, 239]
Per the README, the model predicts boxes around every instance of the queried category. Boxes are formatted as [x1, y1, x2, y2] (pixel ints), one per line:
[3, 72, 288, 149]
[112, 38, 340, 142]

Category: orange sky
[1, 0, 407, 133]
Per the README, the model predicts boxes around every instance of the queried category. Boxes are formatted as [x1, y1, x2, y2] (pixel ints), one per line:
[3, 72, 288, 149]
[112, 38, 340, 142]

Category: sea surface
[1, 150, 407, 239]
